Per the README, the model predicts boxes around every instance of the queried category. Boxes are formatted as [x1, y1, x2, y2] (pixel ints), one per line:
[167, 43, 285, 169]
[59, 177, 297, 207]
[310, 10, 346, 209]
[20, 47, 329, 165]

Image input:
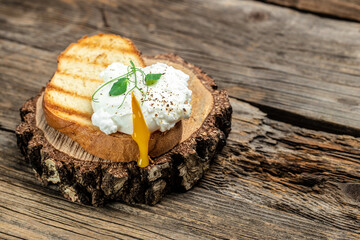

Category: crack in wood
[99, 7, 109, 28]
[258, 0, 360, 23]
[0, 126, 15, 134]
[235, 97, 360, 137]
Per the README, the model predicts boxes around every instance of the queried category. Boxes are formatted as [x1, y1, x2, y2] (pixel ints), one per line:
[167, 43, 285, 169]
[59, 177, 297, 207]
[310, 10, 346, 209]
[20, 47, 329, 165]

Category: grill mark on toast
[76, 42, 136, 52]
[55, 71, 104, 83]
[47, 84, 92, 100]
[45, 102, 92, 120]
[59, 53, 143, 68]
[60, 54, 109, 67]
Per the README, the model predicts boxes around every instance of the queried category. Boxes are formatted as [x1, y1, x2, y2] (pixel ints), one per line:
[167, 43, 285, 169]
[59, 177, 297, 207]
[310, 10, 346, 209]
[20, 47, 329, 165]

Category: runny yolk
[131, 91, 150, 168]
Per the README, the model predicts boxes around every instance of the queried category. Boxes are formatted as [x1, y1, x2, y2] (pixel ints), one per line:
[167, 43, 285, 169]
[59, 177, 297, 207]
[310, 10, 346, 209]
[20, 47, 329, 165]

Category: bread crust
[56, 33, 146, 67]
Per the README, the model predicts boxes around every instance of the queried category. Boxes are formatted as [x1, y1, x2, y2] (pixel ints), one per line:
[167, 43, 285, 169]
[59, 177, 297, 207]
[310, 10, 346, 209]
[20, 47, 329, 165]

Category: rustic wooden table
[1, 0, 359, 239]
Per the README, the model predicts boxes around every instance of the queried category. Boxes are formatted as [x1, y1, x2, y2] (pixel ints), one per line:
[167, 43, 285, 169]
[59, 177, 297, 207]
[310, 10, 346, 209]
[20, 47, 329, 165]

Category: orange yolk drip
[131, 92, 150, 167]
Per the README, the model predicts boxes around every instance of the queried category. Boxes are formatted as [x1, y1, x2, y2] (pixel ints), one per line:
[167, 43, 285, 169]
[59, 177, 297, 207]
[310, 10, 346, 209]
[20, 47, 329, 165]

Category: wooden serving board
[16, 54, 232, 206]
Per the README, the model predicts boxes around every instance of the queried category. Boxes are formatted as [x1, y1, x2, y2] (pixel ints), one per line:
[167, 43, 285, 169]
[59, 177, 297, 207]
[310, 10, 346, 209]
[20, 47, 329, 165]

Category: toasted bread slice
[43, 34, 182, 162]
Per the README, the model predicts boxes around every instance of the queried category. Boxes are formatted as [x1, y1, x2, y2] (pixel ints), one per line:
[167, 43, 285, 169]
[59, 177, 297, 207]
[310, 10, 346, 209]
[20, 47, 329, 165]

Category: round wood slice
[16, 54, 232, 206]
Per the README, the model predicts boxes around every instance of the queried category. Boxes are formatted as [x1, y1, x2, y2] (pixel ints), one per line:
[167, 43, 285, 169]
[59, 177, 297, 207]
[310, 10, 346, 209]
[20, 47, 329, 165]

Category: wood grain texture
[1, 0, 360, 239]
[2, 97, 360, 239]
[0, 0, 360, 135]
[260, 0, 360, 22]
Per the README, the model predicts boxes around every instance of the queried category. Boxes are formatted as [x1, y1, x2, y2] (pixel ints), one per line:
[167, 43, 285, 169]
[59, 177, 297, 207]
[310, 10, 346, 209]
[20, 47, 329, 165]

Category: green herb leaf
[109, 78, 128, 96]
[145, 73, 162, 85]
[130, 60, 135, 69]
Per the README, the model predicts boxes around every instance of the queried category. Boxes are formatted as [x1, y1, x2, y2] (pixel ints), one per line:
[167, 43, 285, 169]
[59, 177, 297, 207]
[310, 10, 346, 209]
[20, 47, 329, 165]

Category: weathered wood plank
[0, 37, 57, 127]
[0, 0, 360, 134]
[1, 0, 360, 238]
[260, 0, 360, 22]
[1, 97, 359, 239]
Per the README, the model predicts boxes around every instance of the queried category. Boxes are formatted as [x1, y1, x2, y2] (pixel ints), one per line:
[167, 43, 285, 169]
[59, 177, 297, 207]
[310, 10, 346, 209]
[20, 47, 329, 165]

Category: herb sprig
[92, 60, 163, 109]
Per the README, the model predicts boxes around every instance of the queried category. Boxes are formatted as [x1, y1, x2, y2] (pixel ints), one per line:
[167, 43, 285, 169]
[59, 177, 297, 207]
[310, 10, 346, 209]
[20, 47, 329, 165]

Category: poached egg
[91, 62, 192, 167]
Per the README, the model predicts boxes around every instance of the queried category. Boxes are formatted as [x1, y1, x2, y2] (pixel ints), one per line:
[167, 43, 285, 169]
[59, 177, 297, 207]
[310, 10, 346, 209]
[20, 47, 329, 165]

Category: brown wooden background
[1, 0, 359, 239]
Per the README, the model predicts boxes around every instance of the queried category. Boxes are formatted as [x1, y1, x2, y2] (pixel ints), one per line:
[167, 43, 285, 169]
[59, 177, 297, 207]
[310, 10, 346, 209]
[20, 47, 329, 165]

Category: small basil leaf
[109, 78, 128, 96]
[145, 73, 162, 85]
